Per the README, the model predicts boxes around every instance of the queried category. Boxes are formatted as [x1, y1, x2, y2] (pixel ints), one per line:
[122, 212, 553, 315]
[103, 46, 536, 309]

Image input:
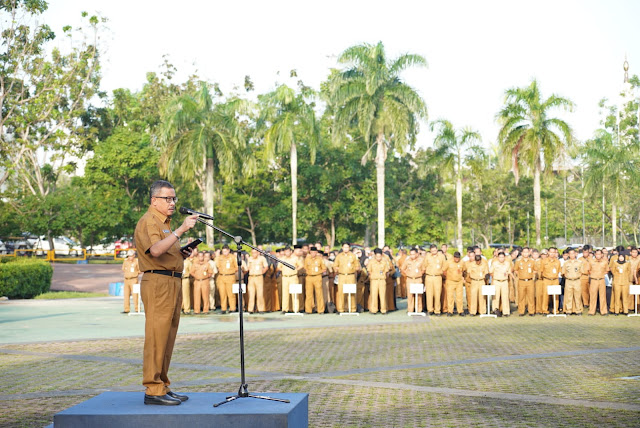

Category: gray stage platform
[49, 391, 308, 428]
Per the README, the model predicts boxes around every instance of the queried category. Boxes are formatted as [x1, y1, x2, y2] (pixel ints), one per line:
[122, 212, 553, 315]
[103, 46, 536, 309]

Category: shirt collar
[149, 205, 170, 225]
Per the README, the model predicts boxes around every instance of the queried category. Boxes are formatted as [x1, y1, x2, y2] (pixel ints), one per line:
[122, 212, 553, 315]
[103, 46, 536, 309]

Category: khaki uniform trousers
[356, 274, 366, 309]
[217, 274, 237, 311]
[425, 275, 443, 314]
[493, 279, 510, 315]
[385, 276, 396, 311]
[469, 279, 486, 315]
[281, 274, 301, 312]
[563, 278, 583, 314]
[124, 278, 139, 312]
[517, 279, 535, 315]
[140, 273, 181, 396]
[535, 279, 547, 314]
[399, 274, 407, 298]
[613, 284, 629, 314]
[247, 275, 265, 313]
[581, 275, 590, 307]
[445, 279, 464, 314]
[322, 275, 331, 305]
[305, 275, 324, 314]
[588, 278, 607, 315]
[209, 278, 216, 310]
[369, 278, 387, 314]
[337, 273, 357, 313]
[509, 276, 517, 303]
[193, 279, 210, 314]
[406, 278, 424, 312]
[181, 277, 191, 312]
[440, 283, 448, 313]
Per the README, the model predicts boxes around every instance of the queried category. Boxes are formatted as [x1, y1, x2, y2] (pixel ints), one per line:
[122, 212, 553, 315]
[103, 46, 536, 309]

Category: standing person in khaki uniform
[368, 248, 392, 314]
[533, 250, 547, 314]
[467, 255, 489, 316]
[490, 252, 513, 316]
[134, 180, 197, 405]
[628, 247, 640, 312]
[539, 248, 561, 315]
[244, 249, 269, 314]
[321, 251, 334, 308]
[610, 253, 631, 315]
[333, 242, 360, 313]
[304, 247, 326, 314]
[561, 249, 583, 315]
[423, 245, 446, 316]
[206, 251, 217, 311]
[396, 249, 408, 298]
[122, 250, 141, 313]
[181, 250, 195, 315]
[278, 246, 303, 313]
[514, 247, 535, 316]
[587, 249, 609, 315]
[215, 244, 238, 314]
[579, 245, 592, 307]
[401, 247, 424, 313]
[443, 251, 465, 316]
[383, 250, 397, 311]
[190, 252, 212, 314]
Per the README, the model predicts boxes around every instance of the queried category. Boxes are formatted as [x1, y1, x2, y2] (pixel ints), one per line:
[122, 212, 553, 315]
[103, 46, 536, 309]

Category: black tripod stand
[178, 207, 293, 407]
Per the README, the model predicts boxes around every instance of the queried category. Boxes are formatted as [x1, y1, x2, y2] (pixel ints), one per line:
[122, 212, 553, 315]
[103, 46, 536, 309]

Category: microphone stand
[188, 215, 293, 407]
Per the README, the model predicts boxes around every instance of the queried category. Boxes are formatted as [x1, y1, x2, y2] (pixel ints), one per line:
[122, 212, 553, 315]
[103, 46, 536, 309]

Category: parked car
[1, 236, 33, 255]
[0, 239, 7, 255]
[33, 236, 82, 256]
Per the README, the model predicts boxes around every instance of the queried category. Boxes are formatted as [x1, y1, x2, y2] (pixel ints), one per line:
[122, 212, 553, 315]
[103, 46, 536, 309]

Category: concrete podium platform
[50, 391, 308, 428]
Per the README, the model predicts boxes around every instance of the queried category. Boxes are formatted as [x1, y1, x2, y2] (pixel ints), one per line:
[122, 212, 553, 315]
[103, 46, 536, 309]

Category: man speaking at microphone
[134, 180, 198, 405]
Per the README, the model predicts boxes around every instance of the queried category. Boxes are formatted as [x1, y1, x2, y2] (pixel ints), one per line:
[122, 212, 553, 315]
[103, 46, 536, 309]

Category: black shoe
[459, 313, 465, 317]
[166, 391, 189, 402]
[121, 311, 129, 314]
[428, 311, 434, 316]
[529, 314, 535, 317]
[144, 394, 181, 405]
[519, 314, 525, 317]
[435, 313, 441, 317]
[447, 313, 453, 317]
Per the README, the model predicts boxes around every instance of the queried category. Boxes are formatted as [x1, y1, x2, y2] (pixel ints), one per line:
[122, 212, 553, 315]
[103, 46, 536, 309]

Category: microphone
[179, 207, 213, 220]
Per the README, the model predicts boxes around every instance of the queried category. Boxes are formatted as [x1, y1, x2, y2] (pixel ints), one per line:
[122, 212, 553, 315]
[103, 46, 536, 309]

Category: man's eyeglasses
[155, 196, 178, 203]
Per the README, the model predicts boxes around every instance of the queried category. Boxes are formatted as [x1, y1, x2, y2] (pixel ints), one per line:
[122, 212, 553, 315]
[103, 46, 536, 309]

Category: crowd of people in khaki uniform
[125, 240, 640, 318]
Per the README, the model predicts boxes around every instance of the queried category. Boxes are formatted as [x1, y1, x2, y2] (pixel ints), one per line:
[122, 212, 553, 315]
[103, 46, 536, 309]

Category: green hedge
[0, 258, 52, 299]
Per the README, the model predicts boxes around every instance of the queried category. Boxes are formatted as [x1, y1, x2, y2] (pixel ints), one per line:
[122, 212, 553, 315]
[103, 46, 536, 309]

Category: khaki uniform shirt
[423, 253, 446, 276]
[368, 258, 392, 280]
[122, 258, 140, 279]
[279, 255, 303, 276]
[580, 255, 592, 276]
[443, 259, 465, 282]
[246, 256, 268, 276]
[490, 259, 512, 281]
[467, 262, 489, 281]
[304, 255, 326, 276]
[611, 261, 632, 286]
[628, 256, 640, 283]
[208, 259, 218, 275]
[190, 259, 212, 280]
[216, 253, 238, 275]
[541, 258, 561, 280]
[183, 257, 193, 277]
[333, 252, 359, 274]
[514, 257, 535, 280]
[401, 257, 424, 280]
[588, 258, 609, 279]
[134, 206, 183, 272]
[562, 259, 582, 280]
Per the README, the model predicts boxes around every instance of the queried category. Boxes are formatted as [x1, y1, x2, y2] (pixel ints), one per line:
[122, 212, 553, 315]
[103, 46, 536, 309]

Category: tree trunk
[245, 207, 257, 246]
[533, 163, 542, 247]
[291, 142, 298, 245]
[456, 175, 463, 253]
[330, 217, 335, 248]
[375, 133, 387, 247]
[205, 157, 215, 246]
[612, 201, 617, 248]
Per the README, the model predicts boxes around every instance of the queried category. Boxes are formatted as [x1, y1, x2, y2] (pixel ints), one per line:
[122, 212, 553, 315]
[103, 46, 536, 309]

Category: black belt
[566, 277, 580, 280]
[591, 277, 604, 280]
[308, 274, 322, 277]
[144, 270, 182, 279]
[543, 277, 558, 281]
[471, 277, 485, 281]
[249, 274, 263, 277]
[284, 274, 298, 277]
[426, 274, 441, 277]
[407, 277, 422, 280]
[519, 278, 533, 281]
[493, 279, 508, 282]
[219, 273, 235, 276]
[322, 275, 328, 278]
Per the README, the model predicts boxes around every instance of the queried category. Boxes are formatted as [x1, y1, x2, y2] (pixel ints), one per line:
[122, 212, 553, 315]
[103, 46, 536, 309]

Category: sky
[41, 0, 640, 150]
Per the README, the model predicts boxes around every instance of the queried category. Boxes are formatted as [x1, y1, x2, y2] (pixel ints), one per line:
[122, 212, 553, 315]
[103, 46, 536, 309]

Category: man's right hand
[177, 215, 198, 235]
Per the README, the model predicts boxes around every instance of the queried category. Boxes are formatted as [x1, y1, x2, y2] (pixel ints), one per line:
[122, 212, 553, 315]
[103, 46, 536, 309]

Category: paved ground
[1, 293, 640, 427]
[50, 263, 122, 293]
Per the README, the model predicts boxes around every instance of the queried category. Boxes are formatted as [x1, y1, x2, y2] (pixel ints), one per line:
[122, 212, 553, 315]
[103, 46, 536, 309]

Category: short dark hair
[498, 252, 505, 257]
[150, 180, 174, 202]
[453, 251, 461, 258]
[430, 244, 437, 249]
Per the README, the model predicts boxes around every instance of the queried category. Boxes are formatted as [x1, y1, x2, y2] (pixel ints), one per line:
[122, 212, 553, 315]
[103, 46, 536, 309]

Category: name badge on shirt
[619, 268, 623, 274]
[130, 267, 135, 272]
[552, 268, 557, 274]
[163, 230, 171, 233]
[226, 262, 230, 269]
[315, 266, 319, 272]
[528, 268, 531, 273]
[347, 262, 351, 268]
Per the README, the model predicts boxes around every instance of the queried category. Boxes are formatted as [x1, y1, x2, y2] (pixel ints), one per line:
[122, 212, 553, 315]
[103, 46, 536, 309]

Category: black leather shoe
[166, 391, 189, 402]
[144, 394, 181, 405]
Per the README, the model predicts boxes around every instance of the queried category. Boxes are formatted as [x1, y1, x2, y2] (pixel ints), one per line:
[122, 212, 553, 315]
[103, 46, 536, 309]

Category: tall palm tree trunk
[291, 142, 298, 245]
[533, 163, 542, 247]
[456, 175, 463, 253]
[205, 157, 215, 246]
[375, 134, 386, 247]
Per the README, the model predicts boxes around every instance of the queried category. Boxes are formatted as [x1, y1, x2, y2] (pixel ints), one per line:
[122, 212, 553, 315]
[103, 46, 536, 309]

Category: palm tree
[424, 120, 482, 253]
[496, 79, 573, 247]
[258, 83, 319, 245]
[582, 129, 639, 247]
[158, 82, 249, 246]
[327, 42, 427, 247]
